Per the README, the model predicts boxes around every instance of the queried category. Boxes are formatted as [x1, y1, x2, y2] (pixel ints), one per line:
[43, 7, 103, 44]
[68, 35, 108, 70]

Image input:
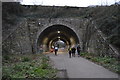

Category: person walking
[54, 46, 58, 56]
[54, 43, 59, 56]
[77, 44, 81, 57]
[68, 47, 72, 58]
[71, 47, 76, 57]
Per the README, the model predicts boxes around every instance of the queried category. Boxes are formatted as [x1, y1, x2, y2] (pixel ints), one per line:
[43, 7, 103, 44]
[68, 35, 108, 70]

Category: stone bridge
[2, 18, 119, 57]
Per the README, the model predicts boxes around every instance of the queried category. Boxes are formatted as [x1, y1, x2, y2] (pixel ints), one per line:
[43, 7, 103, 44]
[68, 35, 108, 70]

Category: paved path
[46, 52, 118, 78]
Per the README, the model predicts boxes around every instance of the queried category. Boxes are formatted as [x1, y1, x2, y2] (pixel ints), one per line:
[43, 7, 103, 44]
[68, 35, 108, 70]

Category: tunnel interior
[37, 24, 79, 52]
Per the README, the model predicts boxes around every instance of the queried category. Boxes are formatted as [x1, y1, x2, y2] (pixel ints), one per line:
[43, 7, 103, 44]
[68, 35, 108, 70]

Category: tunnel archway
[37, 24, 80, 52]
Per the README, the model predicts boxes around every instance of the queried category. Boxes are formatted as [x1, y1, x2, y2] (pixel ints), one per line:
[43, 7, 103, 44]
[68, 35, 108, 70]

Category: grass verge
[2, 54, 57, 79]
[80, 52, 120, 74]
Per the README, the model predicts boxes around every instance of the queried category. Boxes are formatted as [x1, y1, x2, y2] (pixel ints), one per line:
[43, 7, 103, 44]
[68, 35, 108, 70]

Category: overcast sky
[20, 0, 120, 7]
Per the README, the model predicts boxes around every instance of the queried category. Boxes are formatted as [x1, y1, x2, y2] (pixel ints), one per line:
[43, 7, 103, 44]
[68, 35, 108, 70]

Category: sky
[20, 0, 120, 7]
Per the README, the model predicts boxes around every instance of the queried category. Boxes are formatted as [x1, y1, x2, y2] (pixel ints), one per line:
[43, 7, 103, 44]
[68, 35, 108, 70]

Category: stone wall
[2, 18, 119, 58]
[27, 18, 85, 53]
[83, 19, 119, 58]
[2, 19, 32, 55]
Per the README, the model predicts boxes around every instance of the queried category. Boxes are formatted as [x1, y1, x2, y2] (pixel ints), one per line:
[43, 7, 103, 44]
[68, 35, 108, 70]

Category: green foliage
[3, 55, 10, 60]
[40, 56, 51, 69]
[80, 53, 93, 60]
[81, 52, 119, 73]
[2, 75, 12, 80]
[42, 56, 49, 62]
[13, 64, 22, 71]
[34, 67, 56, 78]
[40, 63, 50, 69]
[2, 54, 57, 78]
[22, 57, 31, 62]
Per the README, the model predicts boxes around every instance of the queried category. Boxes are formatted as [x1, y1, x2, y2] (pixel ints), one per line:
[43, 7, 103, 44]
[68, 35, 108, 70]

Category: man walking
[77, 44, 81, 57]
[71, 47, 76, 57]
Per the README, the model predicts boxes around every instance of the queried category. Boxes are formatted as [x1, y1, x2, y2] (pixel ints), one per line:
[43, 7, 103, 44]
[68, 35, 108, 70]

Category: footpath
[46, 52, 119, 79]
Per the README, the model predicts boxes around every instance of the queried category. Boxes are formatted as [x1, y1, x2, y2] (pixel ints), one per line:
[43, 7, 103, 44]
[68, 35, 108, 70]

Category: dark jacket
[71, 47, 76, 53]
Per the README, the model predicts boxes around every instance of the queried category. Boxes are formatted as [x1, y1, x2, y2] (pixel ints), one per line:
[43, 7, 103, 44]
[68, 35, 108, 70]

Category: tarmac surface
[46, 52, 119, 79]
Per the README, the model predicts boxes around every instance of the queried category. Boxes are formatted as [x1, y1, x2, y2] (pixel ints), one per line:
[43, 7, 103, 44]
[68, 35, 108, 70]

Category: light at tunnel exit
[56, 39, 66, 48]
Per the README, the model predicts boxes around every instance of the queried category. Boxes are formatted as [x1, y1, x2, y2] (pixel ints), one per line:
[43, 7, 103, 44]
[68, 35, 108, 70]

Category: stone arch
[35, 23, 82, 53]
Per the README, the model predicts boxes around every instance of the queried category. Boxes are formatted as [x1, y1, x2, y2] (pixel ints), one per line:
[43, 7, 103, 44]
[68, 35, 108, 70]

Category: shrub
[22, 57, 30, 62]
[81, 52, 119, 73]
[40, 63, 50, 69]
[2, 54, 57, 78]
[13, 64, 22, 71]
[3, 55, 10, 60]
[2, 75, 11, 80]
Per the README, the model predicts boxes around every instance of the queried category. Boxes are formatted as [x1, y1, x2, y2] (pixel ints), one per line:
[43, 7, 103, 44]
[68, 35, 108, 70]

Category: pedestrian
[54, 43, 58, 56]
[77, 44, 81, 57]
[68, 47, 72, 58]
[71, 47, 76, 57]
[54, 47, 58, 56]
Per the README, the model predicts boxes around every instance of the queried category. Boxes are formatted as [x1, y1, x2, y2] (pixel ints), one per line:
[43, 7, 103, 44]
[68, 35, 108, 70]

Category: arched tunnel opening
[37, 24, 80, 53]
